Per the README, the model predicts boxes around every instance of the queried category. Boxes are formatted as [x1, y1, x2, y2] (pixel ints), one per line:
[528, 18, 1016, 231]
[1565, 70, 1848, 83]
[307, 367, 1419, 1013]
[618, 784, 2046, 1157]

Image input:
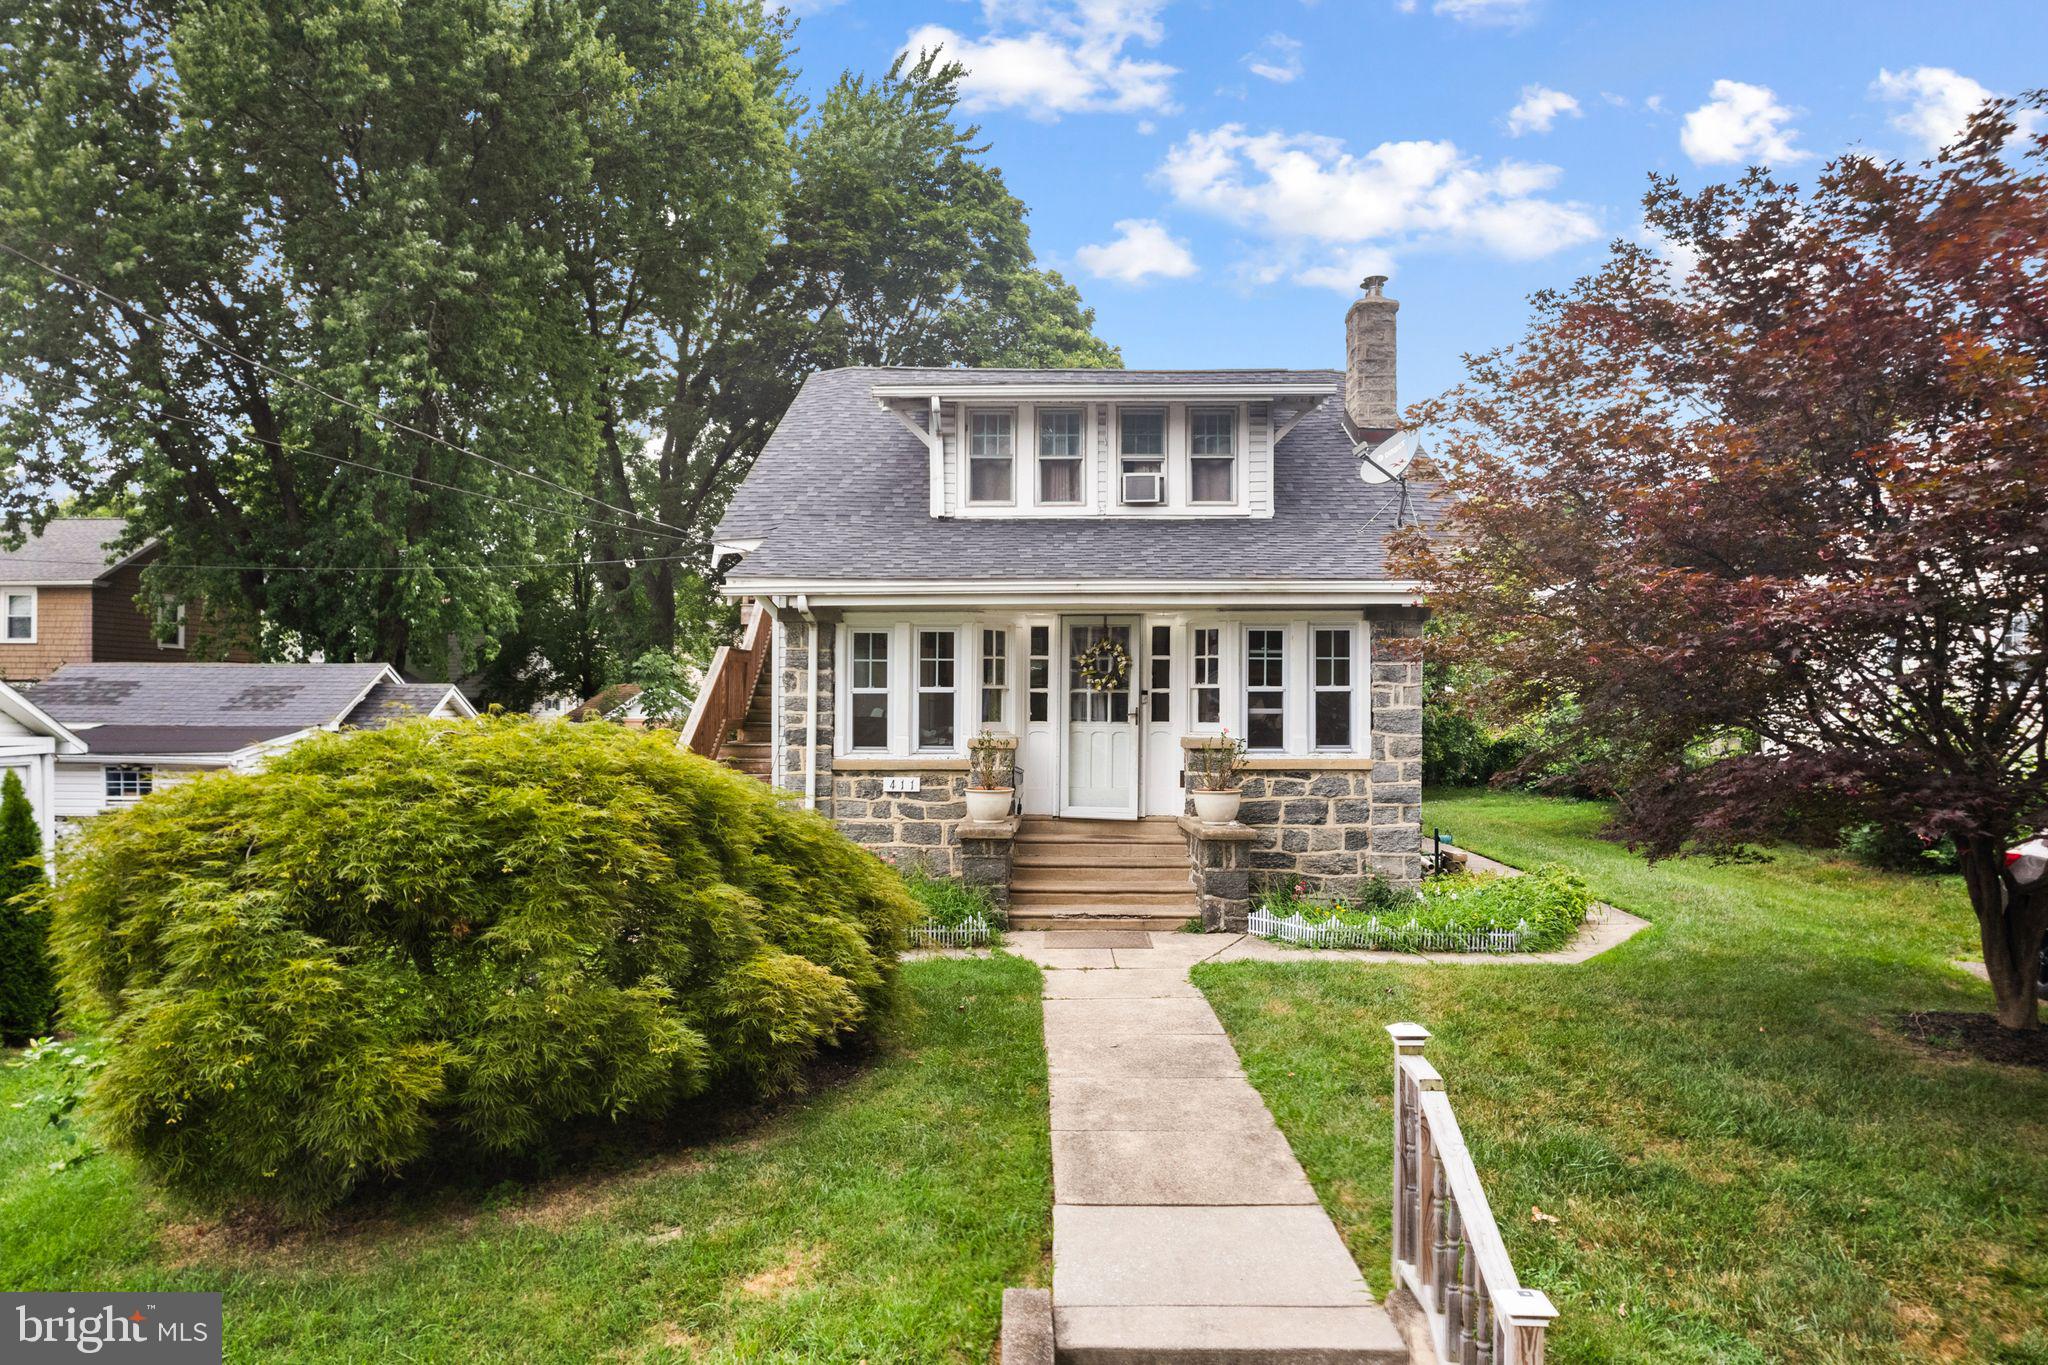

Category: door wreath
[1073, 635, 1130, 692]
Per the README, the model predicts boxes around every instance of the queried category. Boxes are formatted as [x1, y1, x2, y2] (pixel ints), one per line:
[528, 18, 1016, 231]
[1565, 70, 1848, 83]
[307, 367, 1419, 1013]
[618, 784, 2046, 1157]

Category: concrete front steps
[1009, 817, 1197, 932]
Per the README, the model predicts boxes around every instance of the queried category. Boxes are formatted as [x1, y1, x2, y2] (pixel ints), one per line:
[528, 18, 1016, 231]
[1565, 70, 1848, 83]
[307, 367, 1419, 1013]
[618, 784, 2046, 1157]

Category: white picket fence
[1248, 905, 1528, 954]
[908, 914, 1000, 948]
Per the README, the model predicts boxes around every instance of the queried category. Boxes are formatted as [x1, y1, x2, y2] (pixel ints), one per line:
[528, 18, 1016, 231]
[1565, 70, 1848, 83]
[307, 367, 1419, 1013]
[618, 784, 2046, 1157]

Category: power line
[0, 395, 693, 551]
[156, 553, 702, 574]
[0, 238, 697, 543]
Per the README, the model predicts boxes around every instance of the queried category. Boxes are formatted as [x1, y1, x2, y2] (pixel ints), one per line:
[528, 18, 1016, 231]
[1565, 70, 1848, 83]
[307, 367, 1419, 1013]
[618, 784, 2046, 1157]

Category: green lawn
[0, 955, 1049, 1363]
[1195, 788, 2048, 1365]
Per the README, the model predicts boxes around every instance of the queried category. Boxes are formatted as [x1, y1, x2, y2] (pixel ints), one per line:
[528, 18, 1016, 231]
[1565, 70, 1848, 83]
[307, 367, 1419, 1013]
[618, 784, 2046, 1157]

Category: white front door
[1061, 618, 1140, 818]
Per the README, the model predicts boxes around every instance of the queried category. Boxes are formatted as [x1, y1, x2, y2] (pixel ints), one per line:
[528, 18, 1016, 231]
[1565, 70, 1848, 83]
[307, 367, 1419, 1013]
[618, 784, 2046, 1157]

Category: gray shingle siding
[715, 367, 1439, 583]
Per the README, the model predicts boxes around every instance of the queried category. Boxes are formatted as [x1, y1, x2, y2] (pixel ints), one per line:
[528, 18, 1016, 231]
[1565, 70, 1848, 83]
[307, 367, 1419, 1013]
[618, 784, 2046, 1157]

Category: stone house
[695, 280, 1432, 930]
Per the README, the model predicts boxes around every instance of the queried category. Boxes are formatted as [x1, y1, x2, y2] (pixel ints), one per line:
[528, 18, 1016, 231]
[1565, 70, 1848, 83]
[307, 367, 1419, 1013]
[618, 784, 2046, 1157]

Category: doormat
[1042, 930, 1155, 949]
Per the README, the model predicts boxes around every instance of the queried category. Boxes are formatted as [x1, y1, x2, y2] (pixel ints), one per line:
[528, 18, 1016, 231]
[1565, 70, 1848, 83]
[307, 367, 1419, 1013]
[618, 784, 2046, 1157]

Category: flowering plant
[1186, 730, 1248, 791]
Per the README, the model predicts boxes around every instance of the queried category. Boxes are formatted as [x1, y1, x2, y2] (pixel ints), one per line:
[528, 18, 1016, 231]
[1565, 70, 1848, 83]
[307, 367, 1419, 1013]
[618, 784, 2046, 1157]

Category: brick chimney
[1344, 275, 1399, 431]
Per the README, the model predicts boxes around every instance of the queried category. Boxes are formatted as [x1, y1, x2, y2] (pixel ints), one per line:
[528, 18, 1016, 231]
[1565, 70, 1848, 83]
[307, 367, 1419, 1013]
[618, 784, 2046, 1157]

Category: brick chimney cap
[1360, 274, 1389, 296]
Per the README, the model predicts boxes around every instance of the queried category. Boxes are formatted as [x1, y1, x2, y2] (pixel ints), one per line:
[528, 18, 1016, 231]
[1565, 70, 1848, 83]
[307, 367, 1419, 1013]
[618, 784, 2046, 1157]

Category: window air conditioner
[1121, 470, 1165, 504]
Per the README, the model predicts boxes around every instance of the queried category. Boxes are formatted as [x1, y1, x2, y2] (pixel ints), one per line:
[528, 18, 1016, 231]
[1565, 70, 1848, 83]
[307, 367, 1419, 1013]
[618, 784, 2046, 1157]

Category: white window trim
[914, 626, 962, 754]
[1025, 622, 1054, 727]
[2, 587, 37, 644]
[964, 407, 1018, 508]
[1188, 621, 1223, 734]
[1187, 406, 1240, 506]
[1117, 405, 1168, 507]
[1034, 407, 1088, 507]
[979, 627, 1010, 730]
[104, 764, 153, 801]
[1310, 623, 1360, 753]
[157, 599, 188, 651]
[847, 628, 892, 753]
[1242, 623, 1289, 753]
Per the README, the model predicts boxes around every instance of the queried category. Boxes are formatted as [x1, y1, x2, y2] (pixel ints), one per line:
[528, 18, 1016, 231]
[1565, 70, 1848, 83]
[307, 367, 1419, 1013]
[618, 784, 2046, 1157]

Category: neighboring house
[0, 517, 250, 684]
[0, 663, 474, 852]
[701, 278, 1432, 930]
[567, 682, 648, 726]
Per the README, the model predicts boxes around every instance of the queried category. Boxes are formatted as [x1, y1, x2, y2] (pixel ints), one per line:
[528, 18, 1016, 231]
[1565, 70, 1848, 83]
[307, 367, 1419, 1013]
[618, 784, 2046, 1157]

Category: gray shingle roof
[33, 663, 395, 746]
[863, 366, 1343, 387]
[715, 367, 1441, 584]
[0, 517, 140, 583]
[344, 681, 467, 728]
[65, 724, 314, 756]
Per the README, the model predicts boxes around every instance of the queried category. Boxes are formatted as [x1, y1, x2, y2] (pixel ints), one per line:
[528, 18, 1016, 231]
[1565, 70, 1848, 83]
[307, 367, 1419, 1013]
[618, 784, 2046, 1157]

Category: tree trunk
[1959, 835, 2045, 1031]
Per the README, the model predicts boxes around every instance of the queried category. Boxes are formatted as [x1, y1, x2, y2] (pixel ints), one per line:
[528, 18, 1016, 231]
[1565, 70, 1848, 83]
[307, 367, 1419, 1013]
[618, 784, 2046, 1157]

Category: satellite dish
[1358, 429, 1420, 485]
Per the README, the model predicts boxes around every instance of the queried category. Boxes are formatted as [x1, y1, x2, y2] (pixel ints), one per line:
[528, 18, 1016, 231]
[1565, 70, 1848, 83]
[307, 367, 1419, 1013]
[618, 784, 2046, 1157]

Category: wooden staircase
[718, 669, 774, 780]
[680, 600, 773, 781]
[1008, 816, 1197, 932]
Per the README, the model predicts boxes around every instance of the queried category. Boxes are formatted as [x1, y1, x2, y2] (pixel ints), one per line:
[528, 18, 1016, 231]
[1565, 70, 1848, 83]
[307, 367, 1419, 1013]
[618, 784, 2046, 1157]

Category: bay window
[1189, 408, 1236, 503]
[968, 411, 1014, 504]
[917, 629, 957, 750]
[849, 630, 890, 750]
[1313, 627, 1353, 750]
[1245, 628, 1286, 750]
[1037, 409, 1084, 504]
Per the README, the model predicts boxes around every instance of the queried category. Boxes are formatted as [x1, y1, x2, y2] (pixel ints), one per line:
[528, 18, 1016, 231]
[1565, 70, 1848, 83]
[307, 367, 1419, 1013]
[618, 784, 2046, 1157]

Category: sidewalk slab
[1054, 1305, 1408, 1365]
[1043, 996, 1225, 1036]
[1053, 1205, 1376, 1308]
[1053, 1129, 1317, 1205]
[1045, 1032, 1247, 1079]
[1050, 1075, 1282, 1134]
[1039, 968, 1202, 1000]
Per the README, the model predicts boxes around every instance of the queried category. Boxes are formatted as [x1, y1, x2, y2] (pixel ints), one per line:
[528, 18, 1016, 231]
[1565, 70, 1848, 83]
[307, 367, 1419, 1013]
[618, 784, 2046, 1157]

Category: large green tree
[1, 11, 1117, 688]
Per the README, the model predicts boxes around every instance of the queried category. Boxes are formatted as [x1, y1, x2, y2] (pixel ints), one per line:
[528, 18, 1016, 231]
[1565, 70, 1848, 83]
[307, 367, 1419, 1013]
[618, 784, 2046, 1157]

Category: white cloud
[1506, 85, 1580, 137]
[1244, 32, 1304, 84]
[1433, 0, 1535, 26]
[902, 1, 1177, 120]
[1157, 123, 1600, 289]
[1680, 79, 1806, 166]
[1871, 66, 2018, 153]
[1074, 218, 1199, 284]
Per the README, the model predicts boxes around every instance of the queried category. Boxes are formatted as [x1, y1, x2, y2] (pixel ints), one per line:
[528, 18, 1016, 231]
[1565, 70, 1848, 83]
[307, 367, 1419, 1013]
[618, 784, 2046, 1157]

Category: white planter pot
[964, 788, 1014, 822]
[1191, 789, 1242, 824]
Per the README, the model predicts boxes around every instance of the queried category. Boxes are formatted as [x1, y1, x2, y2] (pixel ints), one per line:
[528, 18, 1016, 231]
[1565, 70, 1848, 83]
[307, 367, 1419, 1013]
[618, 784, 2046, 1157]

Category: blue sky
[785, 0, 2048, 399]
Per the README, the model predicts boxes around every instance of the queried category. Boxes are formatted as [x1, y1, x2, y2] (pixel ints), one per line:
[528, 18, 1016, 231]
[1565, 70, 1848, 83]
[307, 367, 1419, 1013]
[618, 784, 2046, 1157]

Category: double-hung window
[1037, 410, 1084, 504]
[105, 765, 153, 800]
[1189, 409, 1236, 504]
[849, 630, 890, 751]
[1313, 627, 1354, 750]
[980, 628, 1008, 725]
[156, 598, 187, 650]
[917, 629, 957, 750]
[1118, 409, 1165, 504]
[3, 590, 33, 642]
[1191, 627, 1220, 725]
[1027, 626, 1051, 723]
[968, 411, 1015, 504]
[1245, 628, 1286, 750]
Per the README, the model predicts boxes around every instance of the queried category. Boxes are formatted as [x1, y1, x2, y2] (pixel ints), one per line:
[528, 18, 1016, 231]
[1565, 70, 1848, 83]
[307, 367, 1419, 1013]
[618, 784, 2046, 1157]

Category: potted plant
[965, 729, 1017, 822]
[1187, 731, 1248, 824]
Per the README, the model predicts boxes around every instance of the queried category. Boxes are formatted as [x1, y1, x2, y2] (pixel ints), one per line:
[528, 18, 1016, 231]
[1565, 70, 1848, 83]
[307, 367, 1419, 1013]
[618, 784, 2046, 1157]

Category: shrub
[902, 866, 1002, 928]
[1838, 821, 1960, 875]
[1258, 865, 1591, 953]
[0, 769, 54, 1042]
[44, 717, 916, 1216]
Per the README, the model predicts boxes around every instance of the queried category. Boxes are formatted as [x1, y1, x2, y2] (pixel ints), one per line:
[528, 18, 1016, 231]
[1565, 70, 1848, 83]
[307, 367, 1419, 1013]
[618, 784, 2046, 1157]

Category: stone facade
[1344, 276, 1399, 430]
[770, 606, 1427, 914]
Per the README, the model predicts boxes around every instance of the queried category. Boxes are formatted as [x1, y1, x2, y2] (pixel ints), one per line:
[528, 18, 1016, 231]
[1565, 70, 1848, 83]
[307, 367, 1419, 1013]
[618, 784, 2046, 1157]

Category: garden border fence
[908, 914, 999, 948]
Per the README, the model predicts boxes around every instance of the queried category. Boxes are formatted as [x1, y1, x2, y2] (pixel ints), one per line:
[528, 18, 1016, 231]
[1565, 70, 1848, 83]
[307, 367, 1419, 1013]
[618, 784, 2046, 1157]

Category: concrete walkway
[1011, 929, 1409, 1363]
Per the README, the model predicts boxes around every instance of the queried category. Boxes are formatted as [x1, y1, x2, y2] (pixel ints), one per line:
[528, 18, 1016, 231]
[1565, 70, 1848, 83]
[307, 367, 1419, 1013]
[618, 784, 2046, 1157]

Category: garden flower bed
[1250, 864, 1591, 954]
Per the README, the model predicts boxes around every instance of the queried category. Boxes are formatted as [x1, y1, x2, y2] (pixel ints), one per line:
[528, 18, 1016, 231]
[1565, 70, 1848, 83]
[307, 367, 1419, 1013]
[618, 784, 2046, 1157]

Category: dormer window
[1190, 408, 1237, 504]
[1119, 409, 1165, 505]
[967, 411, 1015, 504]
[1037, 409, 1084, 504]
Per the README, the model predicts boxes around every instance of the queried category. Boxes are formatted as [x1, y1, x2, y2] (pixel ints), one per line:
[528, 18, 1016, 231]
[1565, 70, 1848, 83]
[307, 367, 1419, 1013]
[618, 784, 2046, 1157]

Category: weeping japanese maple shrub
[46, 718, 915, 1216]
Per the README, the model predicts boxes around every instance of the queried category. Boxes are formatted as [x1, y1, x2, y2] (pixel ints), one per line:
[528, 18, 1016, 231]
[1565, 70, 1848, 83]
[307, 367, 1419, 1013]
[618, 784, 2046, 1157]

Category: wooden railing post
[1386, 1022, 1431, 1291]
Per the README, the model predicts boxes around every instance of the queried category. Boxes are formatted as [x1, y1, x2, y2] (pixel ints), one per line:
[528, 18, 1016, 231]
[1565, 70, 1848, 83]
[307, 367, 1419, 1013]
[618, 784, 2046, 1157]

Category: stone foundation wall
[825, 770, 969, 876]
[775, 616, 835, 805]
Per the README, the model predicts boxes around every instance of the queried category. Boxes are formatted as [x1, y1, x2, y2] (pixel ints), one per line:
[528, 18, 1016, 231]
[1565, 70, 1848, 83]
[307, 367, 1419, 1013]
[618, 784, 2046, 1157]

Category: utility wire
[0, 238, 696, 542]
[0, 395, 694, 552]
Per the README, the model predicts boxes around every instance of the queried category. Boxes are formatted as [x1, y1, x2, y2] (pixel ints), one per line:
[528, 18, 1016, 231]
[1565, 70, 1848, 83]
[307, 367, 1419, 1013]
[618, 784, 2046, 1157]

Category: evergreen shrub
[45, 718, 915, 1215]
[0, 769, 54, 1041]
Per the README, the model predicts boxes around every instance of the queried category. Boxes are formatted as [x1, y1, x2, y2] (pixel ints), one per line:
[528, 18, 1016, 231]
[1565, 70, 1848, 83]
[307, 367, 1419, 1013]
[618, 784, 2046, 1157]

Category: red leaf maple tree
[1396, 99, 2048, 1029]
